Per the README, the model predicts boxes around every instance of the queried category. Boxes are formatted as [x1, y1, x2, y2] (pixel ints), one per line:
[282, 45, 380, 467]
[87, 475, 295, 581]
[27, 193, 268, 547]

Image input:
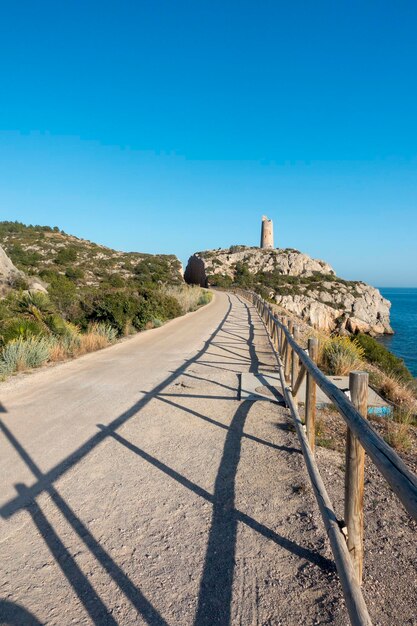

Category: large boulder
[0, 245, 23, 285]
[0, 245, 47, 293]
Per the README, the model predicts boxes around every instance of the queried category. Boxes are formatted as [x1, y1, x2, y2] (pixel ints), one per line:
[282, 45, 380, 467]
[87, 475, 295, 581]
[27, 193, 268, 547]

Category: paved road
[0, 292, 345, 625]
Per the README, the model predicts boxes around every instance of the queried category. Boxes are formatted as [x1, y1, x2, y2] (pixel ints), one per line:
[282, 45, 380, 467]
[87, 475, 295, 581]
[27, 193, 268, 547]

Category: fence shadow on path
[97, 299, 334, 624]
[0, 295, 237, 624]
[0, 419, 169, 626]
[192, 399, 252, 625]
[0, 297, 234, 520]
[0, 294, 334, 625]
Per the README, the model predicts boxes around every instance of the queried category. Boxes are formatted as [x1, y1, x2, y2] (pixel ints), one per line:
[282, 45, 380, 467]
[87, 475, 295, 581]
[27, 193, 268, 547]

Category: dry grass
[378, 373, 416, 408]
[161, 285, 212, 314]
[76, 332, 109, 355]
[384, 412, 413, 453]
[315, 416, 337, 450]
[0, 323, 116, 379]
[48, 341, 69, 362]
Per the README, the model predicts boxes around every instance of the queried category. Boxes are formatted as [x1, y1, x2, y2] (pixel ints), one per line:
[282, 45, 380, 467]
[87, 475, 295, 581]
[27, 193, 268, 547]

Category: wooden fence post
[268, 309, 272, 332]
[276, 317, 282, 353]
[345, 371, 368, 585]
[272, 317, 278, 352]
[280, 317, 287, 359]
[285, 320, 293, 380]
[305, 338, 318, 453]
[272, 320, 278, 351]
[292, 325, 300, 398]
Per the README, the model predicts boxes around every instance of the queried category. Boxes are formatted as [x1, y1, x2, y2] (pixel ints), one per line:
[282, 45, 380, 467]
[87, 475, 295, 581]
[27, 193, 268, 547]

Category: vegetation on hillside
[0, 221, 183, 289]
[273, 302, 417, 454]
[354, 333, 413, 382]
[0, 221, 212, 380]
[0, 285, 212, 379]
[206, 258, 362, 305]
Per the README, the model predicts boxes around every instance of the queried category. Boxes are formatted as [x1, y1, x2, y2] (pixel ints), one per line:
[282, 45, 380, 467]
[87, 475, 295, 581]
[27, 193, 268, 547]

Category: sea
[378, 288, 417, 377]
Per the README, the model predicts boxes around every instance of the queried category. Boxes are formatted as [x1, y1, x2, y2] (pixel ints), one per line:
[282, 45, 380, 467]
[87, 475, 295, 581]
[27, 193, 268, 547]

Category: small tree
[55, 247, 78, 265]
[48, 275, 77, 316]
[234, 262, 253, 288]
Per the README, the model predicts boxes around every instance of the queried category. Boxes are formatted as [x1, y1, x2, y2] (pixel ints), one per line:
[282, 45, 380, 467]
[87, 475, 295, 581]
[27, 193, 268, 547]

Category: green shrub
[134, 256, 180, 285]
[47, 274, 77, 315]
[275, 286, 302, 297]
[197, 291, 212, 306]
[0, 337, 51, 374]
[81, 292, 140, 335]
[100, 273, 125, 288]
[14, 291, 53, 322]
[65, 266, 84, 281]
[44, 314, 68, 336]
[254, 284, 271, 301]
[80, 291, 134, 333]
[55, 247, 78, 265]
[7, 244, 42, 269]
[39, 269, 61, 281]
[0, 300, 12, 322]
[207, 273, 233, 288]
[8, 274, 30, 290]
[152, 291, 183, 319]
[0, 318, 45, 345]
[234, 262, 253, 288]
[322, 336, 365, 375]
[355, 334, 413, 382]
[133, 291, 182, 330]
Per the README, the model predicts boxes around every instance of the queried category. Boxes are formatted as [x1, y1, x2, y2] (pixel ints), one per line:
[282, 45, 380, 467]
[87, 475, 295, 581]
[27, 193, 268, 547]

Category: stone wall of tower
[260, 215, 274, 249]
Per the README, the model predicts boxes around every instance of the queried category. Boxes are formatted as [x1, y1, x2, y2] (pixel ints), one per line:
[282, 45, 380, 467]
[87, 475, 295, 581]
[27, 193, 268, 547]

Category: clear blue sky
[1, 1, 417, 286]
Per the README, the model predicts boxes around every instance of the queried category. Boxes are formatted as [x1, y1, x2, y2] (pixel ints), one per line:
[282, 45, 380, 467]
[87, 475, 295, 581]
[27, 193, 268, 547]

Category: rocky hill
[185, 246, 393, 336]
[0, 221, 183, 293]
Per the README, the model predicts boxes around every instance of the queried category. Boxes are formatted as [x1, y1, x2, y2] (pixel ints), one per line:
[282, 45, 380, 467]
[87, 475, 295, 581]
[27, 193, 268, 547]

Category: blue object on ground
[368, 406, 392, 417]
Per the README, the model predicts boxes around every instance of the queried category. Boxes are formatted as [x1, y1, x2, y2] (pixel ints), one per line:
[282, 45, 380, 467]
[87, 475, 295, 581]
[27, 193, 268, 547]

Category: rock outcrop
[185, 247, 334, 284]
[274, 284, 392, 336]
[184, 246, 393, 336]
[0, 245, 47, 293]
[0, 245, 23, 287]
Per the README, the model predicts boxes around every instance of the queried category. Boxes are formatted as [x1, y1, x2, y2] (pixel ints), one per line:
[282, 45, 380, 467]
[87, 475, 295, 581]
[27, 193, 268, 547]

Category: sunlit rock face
[185, 246, 393, 336]
[0, 245, 47, 294]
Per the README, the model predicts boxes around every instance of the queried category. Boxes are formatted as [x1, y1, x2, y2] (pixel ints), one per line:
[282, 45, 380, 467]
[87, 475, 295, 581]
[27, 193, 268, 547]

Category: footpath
[1, 292, 349, 624]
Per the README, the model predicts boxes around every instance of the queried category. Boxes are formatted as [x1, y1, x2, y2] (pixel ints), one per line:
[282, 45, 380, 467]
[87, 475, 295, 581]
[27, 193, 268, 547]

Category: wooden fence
[236, 289, 417, 626]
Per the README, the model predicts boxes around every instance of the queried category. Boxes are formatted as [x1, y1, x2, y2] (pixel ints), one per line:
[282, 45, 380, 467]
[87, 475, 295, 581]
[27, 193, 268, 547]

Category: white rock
[184, 246, 393, 335]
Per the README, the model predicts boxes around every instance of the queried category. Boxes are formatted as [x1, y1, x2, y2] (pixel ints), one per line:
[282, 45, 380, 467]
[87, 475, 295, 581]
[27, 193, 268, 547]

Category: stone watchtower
[260, 215, 274, 249]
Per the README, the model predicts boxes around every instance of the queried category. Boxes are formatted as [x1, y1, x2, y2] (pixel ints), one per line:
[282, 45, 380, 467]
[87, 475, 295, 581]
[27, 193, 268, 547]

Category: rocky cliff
[184, 246, 393, 336]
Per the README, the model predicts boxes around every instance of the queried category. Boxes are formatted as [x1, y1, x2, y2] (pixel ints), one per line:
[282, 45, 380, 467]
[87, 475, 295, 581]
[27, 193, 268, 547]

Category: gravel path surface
[1, 291, 410, 625]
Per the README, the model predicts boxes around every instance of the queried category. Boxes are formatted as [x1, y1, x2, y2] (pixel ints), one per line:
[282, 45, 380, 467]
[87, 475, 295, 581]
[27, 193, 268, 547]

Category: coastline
[378, 288, 417, 377]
